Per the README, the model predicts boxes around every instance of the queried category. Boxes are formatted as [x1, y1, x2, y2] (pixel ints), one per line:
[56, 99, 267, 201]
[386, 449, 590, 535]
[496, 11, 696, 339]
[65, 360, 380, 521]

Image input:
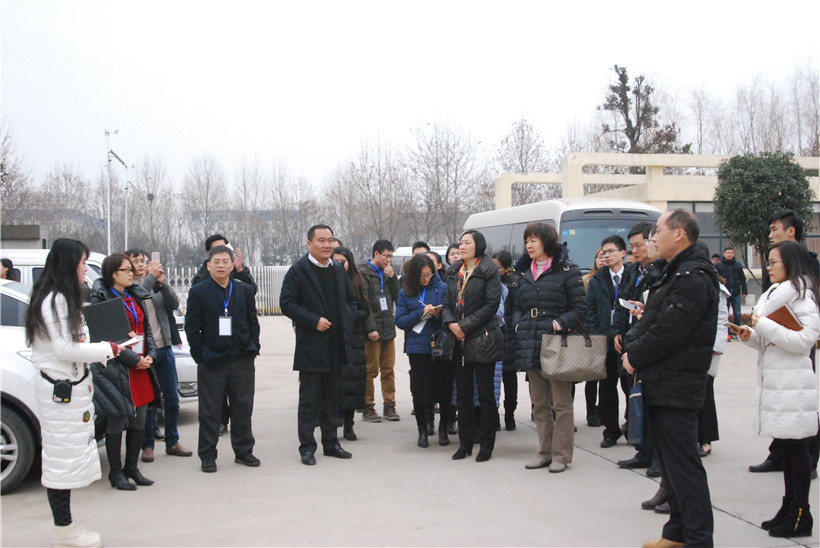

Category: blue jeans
[727, 294, 742, 333]
[142, 347, 180, 450]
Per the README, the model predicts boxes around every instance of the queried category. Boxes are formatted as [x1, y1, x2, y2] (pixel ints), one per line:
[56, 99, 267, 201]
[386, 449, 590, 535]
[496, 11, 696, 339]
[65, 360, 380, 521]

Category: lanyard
[222, 280, 233, 316]
[369, 261, 384, 295]
[110, 288, 138, 325]
[419, 288, 427, 305]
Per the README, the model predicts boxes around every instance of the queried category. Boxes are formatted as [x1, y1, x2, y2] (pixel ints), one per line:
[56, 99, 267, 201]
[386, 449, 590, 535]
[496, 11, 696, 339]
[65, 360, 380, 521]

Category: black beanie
[461, 229, 487, 258]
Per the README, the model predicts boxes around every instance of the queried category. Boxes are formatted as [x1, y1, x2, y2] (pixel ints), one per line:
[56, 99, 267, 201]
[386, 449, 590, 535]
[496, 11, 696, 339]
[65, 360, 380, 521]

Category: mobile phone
[619, 298, 638, 310]
[724, 322, 744, 334]
[151, 252, 160, 263]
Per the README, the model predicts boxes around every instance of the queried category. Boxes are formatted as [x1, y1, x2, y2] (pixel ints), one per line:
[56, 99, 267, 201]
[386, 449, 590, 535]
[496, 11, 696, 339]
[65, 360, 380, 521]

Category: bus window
[560, 219, 633, 269]
[478, 225, 513, 256]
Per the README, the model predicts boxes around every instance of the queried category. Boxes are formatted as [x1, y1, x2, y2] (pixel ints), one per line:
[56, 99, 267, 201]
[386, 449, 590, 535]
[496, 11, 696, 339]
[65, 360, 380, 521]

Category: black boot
[641, 485, 668, 510]
[438, 416, 450, 446]
[762, 497, 792, 530]
[123, 428, 154, 486]
[417, 428, 429, 448]
[425, 406, 435, 436]
[343, 414, 357, 441]
[504, 400, 517, 431]
[769, 505, 813, 538]
[106, 431, 136, 491]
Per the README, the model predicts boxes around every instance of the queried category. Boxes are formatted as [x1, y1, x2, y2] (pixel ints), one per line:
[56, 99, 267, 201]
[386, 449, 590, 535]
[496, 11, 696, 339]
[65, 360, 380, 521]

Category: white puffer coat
[743, 280, 820, 439]
[32, 293, 117, 489]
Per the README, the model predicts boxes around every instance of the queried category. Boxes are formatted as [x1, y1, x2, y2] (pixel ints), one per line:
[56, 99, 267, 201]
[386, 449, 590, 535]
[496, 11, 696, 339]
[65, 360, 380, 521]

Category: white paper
[412, 320, 427, 334]
[130, 336, 144, 355]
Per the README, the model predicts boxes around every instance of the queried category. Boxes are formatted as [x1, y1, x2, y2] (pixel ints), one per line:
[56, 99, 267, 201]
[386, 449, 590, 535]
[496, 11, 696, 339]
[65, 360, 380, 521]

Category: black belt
[41, 367, 90, 386]
[529, 308, 553, 318]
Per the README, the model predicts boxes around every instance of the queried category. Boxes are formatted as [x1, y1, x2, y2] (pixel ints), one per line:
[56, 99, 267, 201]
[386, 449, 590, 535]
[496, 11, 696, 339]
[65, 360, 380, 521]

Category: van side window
[32, 267, 44, 284]
[1, 294, 27, 327]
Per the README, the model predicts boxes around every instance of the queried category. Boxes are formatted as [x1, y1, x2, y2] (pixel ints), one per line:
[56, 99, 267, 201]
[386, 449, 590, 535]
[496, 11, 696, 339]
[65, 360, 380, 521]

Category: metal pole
[105, 130, 112, 254]
[124, 173, 129, 250]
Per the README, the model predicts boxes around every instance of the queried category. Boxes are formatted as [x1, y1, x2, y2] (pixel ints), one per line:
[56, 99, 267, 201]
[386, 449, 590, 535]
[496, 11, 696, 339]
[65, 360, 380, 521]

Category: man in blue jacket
[280, 224, 356, 466]
[185, 245, 260, 473]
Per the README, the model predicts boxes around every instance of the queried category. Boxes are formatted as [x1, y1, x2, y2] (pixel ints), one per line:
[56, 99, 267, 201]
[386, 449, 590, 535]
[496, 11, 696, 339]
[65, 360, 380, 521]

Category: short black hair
[601, 234, 626, 251]
[665, 209, 700, 244]
[372, 239, 394, 257]
[102, 253, 132, 288]
[308, 224, 334, 241]
[768, 209, 804, 241]
[124, 248, 147, 259]
[492, 250, 512, 269]
[208, 245, 234, 261]
[711, 253, 721, 260]
[523, 223, 561, 258]
[723, 246, 734, 252]
[628, 222, 654, 241]
[411, 241, 430, 253]
[205, 234, 229, 252]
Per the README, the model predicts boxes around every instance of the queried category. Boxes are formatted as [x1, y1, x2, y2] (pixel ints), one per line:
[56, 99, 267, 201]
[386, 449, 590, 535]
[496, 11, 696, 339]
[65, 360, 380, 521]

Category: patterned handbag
[539, 322, 607, 382]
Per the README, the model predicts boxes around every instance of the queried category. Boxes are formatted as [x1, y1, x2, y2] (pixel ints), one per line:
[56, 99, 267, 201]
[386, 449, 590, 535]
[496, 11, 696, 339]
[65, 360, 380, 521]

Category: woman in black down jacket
[332, 247, 370, 441]
[512, 223, 586, 473]
[441, 230, 502, 462]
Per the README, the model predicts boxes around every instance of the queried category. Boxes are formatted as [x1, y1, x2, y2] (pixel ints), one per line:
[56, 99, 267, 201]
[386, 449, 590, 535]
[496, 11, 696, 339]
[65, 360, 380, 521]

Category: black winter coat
[89, 280, 161, 419]
[441, 254, 502, 336]
[585, 266, 631, 339]
[714, 257, 747, 297]
[340, 287, 370, 412]
[280, 254, 356, 373]
[500, 273, 519, 372]
[624, 244, 718, 410]
[511, 248, 586, 372]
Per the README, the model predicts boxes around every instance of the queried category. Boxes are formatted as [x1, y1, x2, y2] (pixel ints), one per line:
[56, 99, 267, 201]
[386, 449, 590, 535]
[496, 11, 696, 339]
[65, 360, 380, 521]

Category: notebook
[82, 298, 138, 344]
[766, 304, 803, 331]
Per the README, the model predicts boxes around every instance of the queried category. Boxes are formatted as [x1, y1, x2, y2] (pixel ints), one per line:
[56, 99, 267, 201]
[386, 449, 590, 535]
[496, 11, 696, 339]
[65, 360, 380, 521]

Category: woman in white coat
[24, 239, 123, 548]
[737, 240, 819, 538]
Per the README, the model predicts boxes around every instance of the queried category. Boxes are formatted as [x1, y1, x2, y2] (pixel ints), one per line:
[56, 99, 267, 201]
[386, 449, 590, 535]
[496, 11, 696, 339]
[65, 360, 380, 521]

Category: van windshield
[560, 219, 634, 271]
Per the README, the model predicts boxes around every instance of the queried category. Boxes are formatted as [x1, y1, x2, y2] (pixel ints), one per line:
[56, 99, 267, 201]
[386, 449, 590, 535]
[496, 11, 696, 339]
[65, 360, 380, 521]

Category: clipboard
[82, 298, 140, 344]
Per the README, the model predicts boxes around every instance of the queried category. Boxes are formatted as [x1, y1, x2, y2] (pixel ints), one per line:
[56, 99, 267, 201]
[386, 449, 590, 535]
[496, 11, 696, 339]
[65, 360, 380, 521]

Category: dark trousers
[454, 348, 496, 452]
[502, 369, 518, 413]
[142, 347, 181, 450]
[409, 354, 451, 429]
[198, 355, 255, 461]
[649, 405, 713, 547]
[599, 349, 628, 439]
[697, 376, 719, 444]
[781, 439, 812, 507]
[297, 369, 341, 455]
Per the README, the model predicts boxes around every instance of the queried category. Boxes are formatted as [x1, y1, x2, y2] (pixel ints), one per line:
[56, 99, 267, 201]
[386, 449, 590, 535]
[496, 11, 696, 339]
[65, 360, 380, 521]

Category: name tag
[219, 316, 232, 336]
[379, 296, 388, 312]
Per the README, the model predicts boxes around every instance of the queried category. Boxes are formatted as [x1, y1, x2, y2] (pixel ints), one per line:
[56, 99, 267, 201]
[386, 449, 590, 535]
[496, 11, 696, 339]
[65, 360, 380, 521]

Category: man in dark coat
[623, 209, 718, 548]
[714, 246, 746, 334]
[185, 245, 260, 473]
[280, 224, 356, 466]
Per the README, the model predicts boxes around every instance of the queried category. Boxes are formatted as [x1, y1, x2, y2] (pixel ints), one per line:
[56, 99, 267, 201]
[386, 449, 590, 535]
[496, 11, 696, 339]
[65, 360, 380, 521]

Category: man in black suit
[185, 245, 261, 473]
[280, 224, 356, 466]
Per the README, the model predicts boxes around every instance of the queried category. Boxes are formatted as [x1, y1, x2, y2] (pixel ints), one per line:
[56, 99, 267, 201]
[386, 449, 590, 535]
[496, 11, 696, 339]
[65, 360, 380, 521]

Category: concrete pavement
[2, 315, 818, 547]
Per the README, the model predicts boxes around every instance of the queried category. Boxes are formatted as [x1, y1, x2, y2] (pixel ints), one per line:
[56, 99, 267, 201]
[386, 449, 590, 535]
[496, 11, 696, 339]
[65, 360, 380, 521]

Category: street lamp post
[123, 165, 135, 249]
[105, 129, 119, 254]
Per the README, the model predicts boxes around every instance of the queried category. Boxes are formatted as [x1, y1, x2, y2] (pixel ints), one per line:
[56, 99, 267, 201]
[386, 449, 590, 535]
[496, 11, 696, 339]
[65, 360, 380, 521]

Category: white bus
[462, 197, 662, 270]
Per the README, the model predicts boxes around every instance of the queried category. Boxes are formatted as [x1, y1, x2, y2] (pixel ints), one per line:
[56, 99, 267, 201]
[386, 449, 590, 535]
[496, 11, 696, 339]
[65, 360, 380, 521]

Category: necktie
[613, 274, 620, 300]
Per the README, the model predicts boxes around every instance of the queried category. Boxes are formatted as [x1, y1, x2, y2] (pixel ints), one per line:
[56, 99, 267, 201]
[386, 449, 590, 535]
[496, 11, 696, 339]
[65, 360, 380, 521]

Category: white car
[0, 279, 197, 494]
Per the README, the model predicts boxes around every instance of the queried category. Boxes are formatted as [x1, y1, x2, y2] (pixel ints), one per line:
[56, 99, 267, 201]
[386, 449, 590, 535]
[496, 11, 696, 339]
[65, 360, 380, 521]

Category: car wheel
[1, 407, 36, 494]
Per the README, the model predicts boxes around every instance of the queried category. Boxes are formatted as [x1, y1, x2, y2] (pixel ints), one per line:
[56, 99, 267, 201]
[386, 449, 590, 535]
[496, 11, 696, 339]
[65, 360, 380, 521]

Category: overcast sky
[2, 0, 818, 190]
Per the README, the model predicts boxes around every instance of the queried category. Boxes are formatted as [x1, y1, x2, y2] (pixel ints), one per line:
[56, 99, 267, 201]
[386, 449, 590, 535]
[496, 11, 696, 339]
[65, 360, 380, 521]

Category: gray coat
[358, 260, 400, 340]
[136, 273, 182, 348]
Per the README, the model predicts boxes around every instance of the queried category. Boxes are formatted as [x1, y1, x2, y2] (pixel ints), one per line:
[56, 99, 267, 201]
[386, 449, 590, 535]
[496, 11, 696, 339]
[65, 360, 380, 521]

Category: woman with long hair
[512, 223, 586, 473]
[582, 248, 605, 291]
[737, 240, 819, 538]
[90, 253, 159, 491]
[24, 238, 122, 548]
[332, 246, 370, 441]
[441, 230, 503, 462]
[396, 254, 450, 447]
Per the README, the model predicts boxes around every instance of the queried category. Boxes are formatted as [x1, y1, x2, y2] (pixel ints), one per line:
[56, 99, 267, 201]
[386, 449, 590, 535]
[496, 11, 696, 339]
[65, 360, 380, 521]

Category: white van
[0, 249, 105, 288]
[391, 245, 450, 274]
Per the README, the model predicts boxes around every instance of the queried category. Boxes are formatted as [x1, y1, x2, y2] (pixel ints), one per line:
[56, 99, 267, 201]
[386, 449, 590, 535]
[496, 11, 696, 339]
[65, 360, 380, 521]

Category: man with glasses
[585, 235, 630, 449]
[358, 240, 401, 422]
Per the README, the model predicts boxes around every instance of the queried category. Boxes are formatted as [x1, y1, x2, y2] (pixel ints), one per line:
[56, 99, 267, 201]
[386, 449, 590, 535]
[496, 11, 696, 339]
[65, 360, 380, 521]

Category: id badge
[219, 316, 232, 336]
[379, 296, 388, 311]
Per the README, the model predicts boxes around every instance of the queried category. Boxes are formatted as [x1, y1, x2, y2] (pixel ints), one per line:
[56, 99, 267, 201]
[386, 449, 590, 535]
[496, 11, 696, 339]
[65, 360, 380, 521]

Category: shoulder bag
[539, 320, 607, 382]
[463, 325, 505, 363]
[627, 374, 643, 446]
[431, 329, 454, 361]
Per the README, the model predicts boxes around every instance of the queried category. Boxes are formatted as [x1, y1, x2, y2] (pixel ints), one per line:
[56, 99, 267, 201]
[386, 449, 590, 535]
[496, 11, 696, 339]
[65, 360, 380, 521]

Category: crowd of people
[21, 208, 819, 547]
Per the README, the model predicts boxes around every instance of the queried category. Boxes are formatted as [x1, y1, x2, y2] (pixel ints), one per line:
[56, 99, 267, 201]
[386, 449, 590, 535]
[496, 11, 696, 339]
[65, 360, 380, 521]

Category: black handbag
[463, 325, 504, 363]
[431, 329, 454, 361]
[627, 375, 643, 446]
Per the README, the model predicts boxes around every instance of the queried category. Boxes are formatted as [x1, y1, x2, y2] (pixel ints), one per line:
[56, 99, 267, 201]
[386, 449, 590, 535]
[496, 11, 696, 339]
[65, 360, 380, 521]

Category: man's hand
[449, 322, 466, 341]
[367, 330, 379, 341]
[383, 264, 394, 278]
[316, 317, 332, 332]
[622, 352, 635, 375]
[614, 334, 623, 353]
[147, 260, 162, 279]
[136, 356, 153, 370]
[234, 248, 244, 272]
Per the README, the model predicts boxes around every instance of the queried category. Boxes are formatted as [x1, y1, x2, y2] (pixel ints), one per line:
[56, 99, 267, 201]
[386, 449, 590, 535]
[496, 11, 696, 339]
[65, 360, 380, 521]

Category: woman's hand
[738, 326, 752, 342]
[136, 356, 152, 370]
[423, 304, 440, 317]
[449, 322, 466, 341]
[750, 314, 761, 328]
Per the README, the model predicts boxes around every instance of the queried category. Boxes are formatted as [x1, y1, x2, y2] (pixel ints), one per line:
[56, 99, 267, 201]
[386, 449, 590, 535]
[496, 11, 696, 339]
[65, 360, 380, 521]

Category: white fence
[166, 265, 291, 315]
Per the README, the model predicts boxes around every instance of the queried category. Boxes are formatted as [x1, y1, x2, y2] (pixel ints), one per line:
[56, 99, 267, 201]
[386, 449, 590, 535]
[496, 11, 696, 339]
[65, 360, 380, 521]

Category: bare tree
[492, 118, 558, 204]
[265, 162, 319, 264]
[232, 156, 267, 264]
[0, 125, 32, 223]
[182, 153, 226, 246]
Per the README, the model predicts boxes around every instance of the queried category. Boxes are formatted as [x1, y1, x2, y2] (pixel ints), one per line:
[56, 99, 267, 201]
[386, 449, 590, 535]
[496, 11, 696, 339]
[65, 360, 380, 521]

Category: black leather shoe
[654, 501, 671, 514]
[418, 431, 429, 448]
[646, 464, 662, 477]
[749, 459, 783, 473]
[201, 457, 217, 473]
[618, 456, 651, 469]
[452, 446, 472, 460]
[301, 452, 316, 466]
[641, 487, 668, 510]
[323, 445, 352, 459]
[600, 434, 620, 448]
[235, 453, 261, 467]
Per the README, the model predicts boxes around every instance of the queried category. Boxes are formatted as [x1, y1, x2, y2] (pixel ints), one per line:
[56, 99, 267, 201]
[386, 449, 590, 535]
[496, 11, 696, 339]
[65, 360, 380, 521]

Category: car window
[1, 293, 28, 327]
[32, 267, 44, 284]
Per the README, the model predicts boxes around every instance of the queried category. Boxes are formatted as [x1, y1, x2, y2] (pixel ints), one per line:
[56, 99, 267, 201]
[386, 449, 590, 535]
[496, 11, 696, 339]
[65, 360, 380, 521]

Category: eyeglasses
[600, 248, 622, 255]
[654, 226, 684, 235]
[765, 260, 782, 268]
[378, 253, 394, 260]
[420, 272, 434, 279]
[116, 268, 134, 274]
